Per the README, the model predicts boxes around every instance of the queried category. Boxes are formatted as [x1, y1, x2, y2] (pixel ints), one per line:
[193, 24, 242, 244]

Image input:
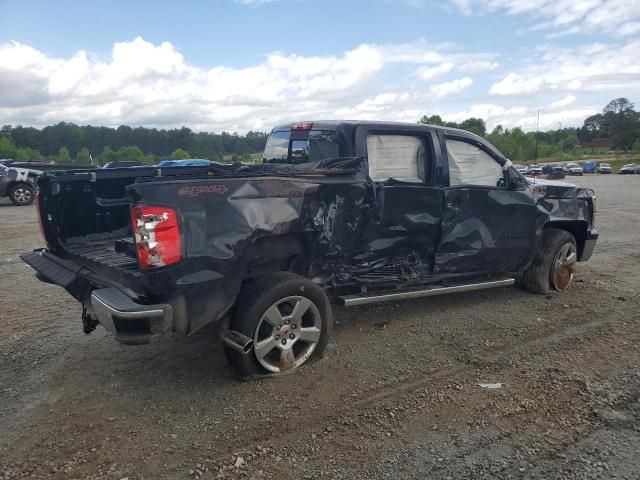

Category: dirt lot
[1, 175, 639, 480]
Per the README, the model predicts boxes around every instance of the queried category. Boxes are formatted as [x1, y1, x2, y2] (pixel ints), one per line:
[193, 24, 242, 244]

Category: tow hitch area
[82, 306, 98, 334]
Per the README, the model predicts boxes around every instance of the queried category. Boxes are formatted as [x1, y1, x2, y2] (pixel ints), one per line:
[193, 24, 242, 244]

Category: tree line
[419, 98, 640, 162]
[1, 98, 638, 165]
[0, 124, 268, 165]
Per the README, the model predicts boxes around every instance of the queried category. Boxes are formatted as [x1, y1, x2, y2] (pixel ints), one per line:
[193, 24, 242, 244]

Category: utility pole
[535, 110, 540, 160]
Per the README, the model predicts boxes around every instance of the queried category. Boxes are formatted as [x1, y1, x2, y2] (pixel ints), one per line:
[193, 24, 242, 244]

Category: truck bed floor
[63, 242, 139, 272]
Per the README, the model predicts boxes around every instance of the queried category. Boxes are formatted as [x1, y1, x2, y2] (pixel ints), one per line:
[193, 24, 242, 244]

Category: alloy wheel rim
[14, 188, 32, 204]
[253, 295, 322, 373]
[552, 242, 577, 291]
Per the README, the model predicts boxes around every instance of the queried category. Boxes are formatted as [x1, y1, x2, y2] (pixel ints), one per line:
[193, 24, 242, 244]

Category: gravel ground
[1, 174, 639, 480]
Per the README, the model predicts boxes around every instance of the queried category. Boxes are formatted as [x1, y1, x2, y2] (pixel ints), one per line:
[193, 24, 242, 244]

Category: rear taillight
[291, 121, 313, 131]
[130, 206, 181, 270]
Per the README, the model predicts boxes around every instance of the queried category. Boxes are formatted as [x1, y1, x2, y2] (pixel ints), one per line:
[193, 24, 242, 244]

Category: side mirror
[507, 167, 528, 190]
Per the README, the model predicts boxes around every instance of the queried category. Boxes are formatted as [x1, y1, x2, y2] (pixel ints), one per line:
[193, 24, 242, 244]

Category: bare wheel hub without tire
[253, 295, 322, 373]
[13, 187, 32, 204]
[551, 242, 577, 291]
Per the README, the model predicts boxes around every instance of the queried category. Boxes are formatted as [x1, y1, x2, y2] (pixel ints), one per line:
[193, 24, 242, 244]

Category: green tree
[459, 118, 486, 137]
[15, 147, 43, 160]
[97, 146, 116, 165]
[560, 132, 578, 152]
[0, 136, 17, 158]
[602, 98, 638, 150]
[418, 115, 445, 126]
[115, 146, 145, 162]
[75, 147, 91, 165]
[57, 146, 71, 163]
[170, 148, 190, 159]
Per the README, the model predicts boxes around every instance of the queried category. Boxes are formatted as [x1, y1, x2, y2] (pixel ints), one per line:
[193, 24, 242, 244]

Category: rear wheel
[519, 229, 577, 294]
[225, 272, 333, 378]
[8, 183, 34, 206]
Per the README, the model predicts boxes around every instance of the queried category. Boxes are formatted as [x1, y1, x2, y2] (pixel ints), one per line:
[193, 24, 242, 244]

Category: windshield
[263, 129, 341, 164]
[567, 163, 579, 167]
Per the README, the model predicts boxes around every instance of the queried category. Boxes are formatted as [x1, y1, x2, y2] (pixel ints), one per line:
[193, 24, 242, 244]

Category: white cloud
[0, 34, 635, 134]
[490, 73, 545, 96]
[448, 0, 640, 37]
[417, 62, 454, 79]
[450, 0, 473, 15]
[430, 77, 473, 98]
[489, 40, 640, 98]
[0, 37, 498, 131]
[551, 94, 576, 108]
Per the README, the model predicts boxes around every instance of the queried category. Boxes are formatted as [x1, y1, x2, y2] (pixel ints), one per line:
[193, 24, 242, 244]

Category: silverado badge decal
[178, 184, 229, 196]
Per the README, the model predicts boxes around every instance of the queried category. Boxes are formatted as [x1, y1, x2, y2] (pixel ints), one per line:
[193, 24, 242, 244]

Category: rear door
[434, 132, 536, 274]
[355, 125, 443, 278]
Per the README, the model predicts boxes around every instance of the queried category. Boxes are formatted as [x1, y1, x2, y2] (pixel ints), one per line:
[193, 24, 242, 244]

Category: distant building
[580, 138, 609, 149]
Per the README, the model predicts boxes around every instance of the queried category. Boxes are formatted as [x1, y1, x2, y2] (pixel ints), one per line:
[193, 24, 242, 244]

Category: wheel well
[544, 221, 588, 260]
[245, 234, 308, 278]
[9, 181, 34, 191]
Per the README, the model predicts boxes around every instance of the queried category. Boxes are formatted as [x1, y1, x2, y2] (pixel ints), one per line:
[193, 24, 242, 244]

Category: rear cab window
[263, 128, 341, 164]
[366, 134, 427, 183]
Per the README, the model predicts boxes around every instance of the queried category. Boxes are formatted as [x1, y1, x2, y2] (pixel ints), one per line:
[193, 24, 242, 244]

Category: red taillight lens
[130, 206, 181, 270]
[291, 121, 313, 131]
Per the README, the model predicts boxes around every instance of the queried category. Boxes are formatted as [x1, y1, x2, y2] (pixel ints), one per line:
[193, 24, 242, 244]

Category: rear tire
[8, 183, 34, 206]
[519, 229, 577, 294]
[225, 272, 333, 379]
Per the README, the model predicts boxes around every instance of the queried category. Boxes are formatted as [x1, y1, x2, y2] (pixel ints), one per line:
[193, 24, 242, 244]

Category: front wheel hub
[551, 242, 577, 291]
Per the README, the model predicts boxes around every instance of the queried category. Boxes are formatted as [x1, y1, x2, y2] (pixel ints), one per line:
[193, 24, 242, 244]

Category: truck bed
[63, 241, 139, 274]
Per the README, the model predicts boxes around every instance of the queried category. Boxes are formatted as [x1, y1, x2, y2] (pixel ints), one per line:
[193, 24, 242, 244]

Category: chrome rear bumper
[91, 287, 173, 344]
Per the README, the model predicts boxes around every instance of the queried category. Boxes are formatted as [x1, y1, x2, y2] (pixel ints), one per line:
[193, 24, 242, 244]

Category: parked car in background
[542, 164, 565, 179]
[103, 161, 149, 169]
[619, 164, 638, 174]
[597, 163, 612, 174]
[515, 164, 527, 175]
[582, 160, 597, 173]
[0, 159, 87, 172]
[156, 159, 214, 167]
[527, 164, 542, 175]
[563, 162, 584, 176]
[0, 163, 42, 206]
[0, 159, 56, 169]
[542, 163, 563, 174]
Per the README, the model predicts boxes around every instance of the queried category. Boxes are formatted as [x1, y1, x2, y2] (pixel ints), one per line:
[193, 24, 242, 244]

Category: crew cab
[21, 121, 599, 378]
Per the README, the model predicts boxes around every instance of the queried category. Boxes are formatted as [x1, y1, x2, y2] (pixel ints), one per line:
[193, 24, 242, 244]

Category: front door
[434, 135, 536, 274]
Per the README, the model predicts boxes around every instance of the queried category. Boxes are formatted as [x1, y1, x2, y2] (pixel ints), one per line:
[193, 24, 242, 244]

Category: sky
[0, 0, 639, 133]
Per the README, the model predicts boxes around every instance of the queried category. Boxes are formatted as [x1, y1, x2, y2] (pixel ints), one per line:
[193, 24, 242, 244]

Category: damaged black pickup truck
[21, 121, 598, 377]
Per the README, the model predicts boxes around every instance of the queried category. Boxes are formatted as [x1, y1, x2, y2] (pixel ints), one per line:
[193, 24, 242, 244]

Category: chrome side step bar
[338, 278, 515, 307]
